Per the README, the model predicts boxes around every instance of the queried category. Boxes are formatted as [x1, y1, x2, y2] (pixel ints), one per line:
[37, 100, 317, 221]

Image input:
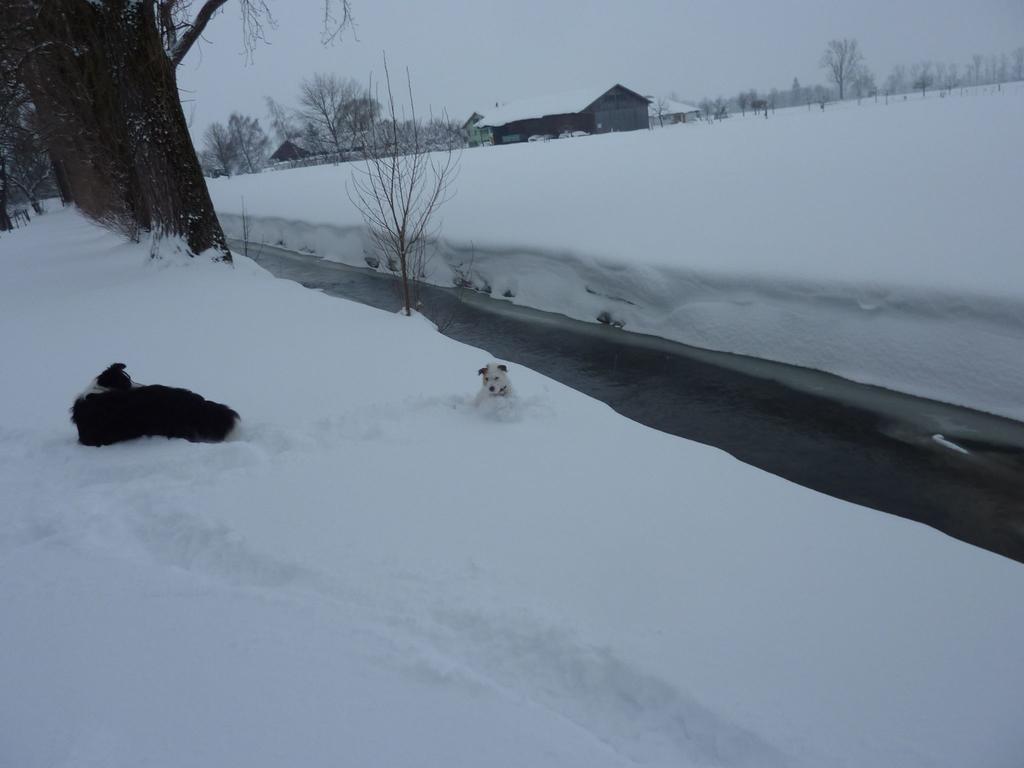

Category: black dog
[71, 363, 239, 446]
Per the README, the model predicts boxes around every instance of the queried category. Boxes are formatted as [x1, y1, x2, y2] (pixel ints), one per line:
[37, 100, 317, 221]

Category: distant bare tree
[201, 122, 238, 176]
[299, 73, 346, 155]
[348, 58, 459, 317]
[418, 115, 464, 151]
[698, 98, 714, 122]
[1013, 47, 1024, 82]
[820, 38, 864, 100]
[265, 96, 302, 144]
[298, 73, 371, 157]
[971, 54, 984, 85]
[736, 90, 750, 116]
[8, 105, 54, 213]
[652, 97, 669, 127]
[812, 84, 830, 110]
[227, 113, 270, 174]
[744, 89, 762, 116]
[910, 61, 934, 97]
[886, 65, 907, 96]
[943, 63, 959, 95]
[0, 50, 52, 225]
[345, 94, 380, 143]
[0, 60, 29, 231]
[852, 66, 876, 103]
[985, 55, 997, 86]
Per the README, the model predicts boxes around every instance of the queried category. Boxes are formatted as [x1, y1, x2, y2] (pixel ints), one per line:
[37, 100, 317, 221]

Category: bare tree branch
[170, 0, 230, 67]
[171, 0, 352, 67]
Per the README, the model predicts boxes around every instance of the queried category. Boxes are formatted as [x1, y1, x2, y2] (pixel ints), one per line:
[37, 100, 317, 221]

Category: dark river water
[232, 239, 1024, 565]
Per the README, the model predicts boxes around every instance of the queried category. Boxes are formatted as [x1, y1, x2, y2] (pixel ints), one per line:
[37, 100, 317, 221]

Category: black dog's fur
[71, 363, 239, 447]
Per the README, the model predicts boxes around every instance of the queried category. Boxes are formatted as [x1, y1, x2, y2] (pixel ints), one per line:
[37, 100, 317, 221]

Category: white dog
[474, 362, 513, 405]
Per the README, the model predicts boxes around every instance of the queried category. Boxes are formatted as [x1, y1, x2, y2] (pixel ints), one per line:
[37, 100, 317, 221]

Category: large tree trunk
[14, 1, 230, 260]
[0, 154, 12, 232]
[51, 160, 73, 206]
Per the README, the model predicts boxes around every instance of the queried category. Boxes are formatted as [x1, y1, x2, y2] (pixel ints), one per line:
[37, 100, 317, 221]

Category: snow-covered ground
[2, 210, 1023, 767]
[210, 85, 1024, 422]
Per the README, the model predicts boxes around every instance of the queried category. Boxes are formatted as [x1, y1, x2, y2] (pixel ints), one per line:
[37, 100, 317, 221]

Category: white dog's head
[478, 362, 512, 397]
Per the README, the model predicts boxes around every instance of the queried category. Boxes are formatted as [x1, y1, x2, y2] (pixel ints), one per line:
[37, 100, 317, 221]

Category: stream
[232, 238, 1024, 564]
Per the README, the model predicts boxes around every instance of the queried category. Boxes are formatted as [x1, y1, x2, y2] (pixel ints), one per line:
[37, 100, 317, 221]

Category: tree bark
[0, 154, 12, 232]
[51, 159, 72, 205]
[13, 1, 230, 260]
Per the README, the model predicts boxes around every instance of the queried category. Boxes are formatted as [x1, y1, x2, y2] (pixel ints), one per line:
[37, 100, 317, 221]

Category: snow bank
[210, 85, 1024, 421]
[2, 210, 1023, 768]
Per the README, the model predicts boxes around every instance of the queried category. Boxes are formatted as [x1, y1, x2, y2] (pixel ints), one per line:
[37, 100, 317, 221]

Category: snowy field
[2, 210, 1024, 767]
[210, 85, 1024, 422]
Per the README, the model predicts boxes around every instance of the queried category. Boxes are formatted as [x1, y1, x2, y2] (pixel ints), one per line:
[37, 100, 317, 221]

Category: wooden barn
[477, 85, 650, 145]
[269, 140, 310, 163]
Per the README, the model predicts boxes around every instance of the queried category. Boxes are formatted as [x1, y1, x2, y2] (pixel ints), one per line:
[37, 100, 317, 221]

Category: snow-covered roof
[476, 85, 648, 128]
[462, 112, 485, 130]
[648, 97, 700, 117]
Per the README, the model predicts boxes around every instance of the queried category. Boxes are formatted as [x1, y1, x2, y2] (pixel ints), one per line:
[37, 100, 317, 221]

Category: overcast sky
[178, 0, 1024, 142]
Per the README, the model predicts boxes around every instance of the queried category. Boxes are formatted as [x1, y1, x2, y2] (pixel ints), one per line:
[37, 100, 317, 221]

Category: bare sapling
[348, 55, 459, 316]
